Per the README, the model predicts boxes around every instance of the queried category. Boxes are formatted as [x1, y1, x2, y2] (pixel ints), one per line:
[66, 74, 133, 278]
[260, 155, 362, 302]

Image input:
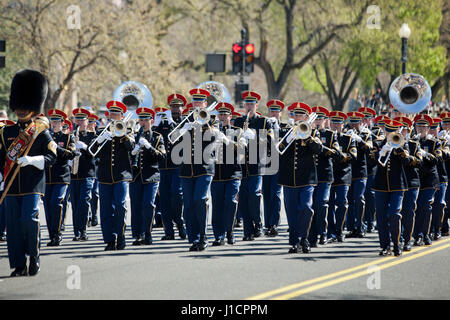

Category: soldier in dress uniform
[394, 116, 422, 251]
[346, 111, 372, 238]
[231, 111, 241, 127]
[439, 112, 450, 236]
[70, 108, 97, 241]
[262, 99, 285, 237]
[327, 111, 357, 242]
[153, 94, 187, 240]
[429, 117, 449, 240]
[0, 120, 14, 242]
[210, 102, 243, 245]
[412, 114, 441, 246]
[87, 113, 99, 227]
[44, 109, 78, 246]
[372, 119, 414, 256]
[60, 119, 73, 232]
[90, 100, 134, 251]
[0, 69, 57, 276]
[233, 91, 274, 241]
[129, 107, 166, 245]
[173, 88, 217, 251]
[308, 106, 339, 246]
[277, 102, 323, 253]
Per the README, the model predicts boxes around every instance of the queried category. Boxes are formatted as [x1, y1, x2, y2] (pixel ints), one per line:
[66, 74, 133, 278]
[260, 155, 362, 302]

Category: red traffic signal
[245, 43, 255, 54]
[232, 43, 242, 54]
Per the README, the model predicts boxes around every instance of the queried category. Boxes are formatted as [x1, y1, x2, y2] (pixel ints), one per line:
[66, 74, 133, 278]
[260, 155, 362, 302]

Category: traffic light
[232, 42, 243, 74]
[0, 40, 5, 68]
[244, 43, 255, 73]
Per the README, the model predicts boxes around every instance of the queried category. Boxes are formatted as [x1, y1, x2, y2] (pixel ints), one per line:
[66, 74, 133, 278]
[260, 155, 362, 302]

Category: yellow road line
[246, 237, 450, 300]
[273, 241, 450, 300]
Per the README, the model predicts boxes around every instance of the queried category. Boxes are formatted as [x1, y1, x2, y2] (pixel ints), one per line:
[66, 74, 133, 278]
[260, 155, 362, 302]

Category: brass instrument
[378, 131, 405, 167]
[389, 73, 431, 114]
[275, 113, 318, 155]
[71, 126, 80, 175]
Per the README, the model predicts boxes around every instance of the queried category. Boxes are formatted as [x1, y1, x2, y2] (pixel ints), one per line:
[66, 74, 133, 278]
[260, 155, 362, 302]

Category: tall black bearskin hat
[9, 69, 48, 114]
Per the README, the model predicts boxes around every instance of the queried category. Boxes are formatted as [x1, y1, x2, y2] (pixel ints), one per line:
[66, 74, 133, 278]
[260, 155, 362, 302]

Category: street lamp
[399, 23, 411, 74]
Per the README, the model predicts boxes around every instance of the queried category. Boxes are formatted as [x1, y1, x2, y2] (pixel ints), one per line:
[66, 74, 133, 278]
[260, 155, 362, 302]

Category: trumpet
[378, 131, 405, 167]
[275, 113, 318, 155]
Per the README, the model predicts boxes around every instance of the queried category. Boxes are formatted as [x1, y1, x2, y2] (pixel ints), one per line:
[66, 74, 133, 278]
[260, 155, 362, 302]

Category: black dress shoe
[441, 231, 450, 236]
[177, 225, 187, 240]
[105, 241, 116, 251]
[79, 232, 88, 241]
[132, 238, 144, 246]
[243, 235, 254, 241]
[28, 257, 40, 276]
[226, 233, 236, 245]
[143, 234, 152, 245]
[366, 224, 375, 233]
[60, 224, 65, 231]
[161, 235, 175, 240]
[268, 226, 279, 237]
[300, 238, 311, 253]
[0, 234, 6, 241]
[198, 240, 208, 251]
[189, 242, 200, 251]
[319, 235, 328, 245]
[424, 235, 432, 246]
[337, 234, 345, 242]
[72, 236, 80, 241]
[288, 244, 300, 253]
[403, 241, 412, 251]
[379, 248, 391, 256]
[253, 228, 262, 238]
[47, 238, 57, 247]
[414, 236, 424, 246]
[310, 241, 318, 248]
[433, 232, 441, 241]
[393, 247, 402, 257]
[212, 238, 225, 246]
[91, 216, 98, 227]
[10, 266, 28, 277]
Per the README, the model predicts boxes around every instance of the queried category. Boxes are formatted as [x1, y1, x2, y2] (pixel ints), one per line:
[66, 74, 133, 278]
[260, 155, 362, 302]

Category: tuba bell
[113, 81, 153, 111]
[389, 73, 431, 114]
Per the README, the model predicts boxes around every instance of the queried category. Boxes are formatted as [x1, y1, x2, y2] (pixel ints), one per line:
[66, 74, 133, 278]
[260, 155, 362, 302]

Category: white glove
[131, 144, 140, 156]
[17, 155, 45, 170]
[243, 129, 256, 140]
[216, 131, 231, 146]
[286, 131, 296, 144]
[380, 144, 393, 158]
[139, 137, 151, 149]
[153, 115, 162, 127]
[97, 130, 113, 144]
[238, 137, 248, 148]
[352, 133, 362, 143]
[76, 141, 87, 150]
[182, 122, 193, 131]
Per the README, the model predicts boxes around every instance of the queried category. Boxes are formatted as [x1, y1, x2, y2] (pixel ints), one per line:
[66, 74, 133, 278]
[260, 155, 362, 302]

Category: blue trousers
[375, 191, 404, 249]
[0, 200, 5, 236]
[262, 173, 282, 228]
[160, 169, 184, 237]
[90, 178, 99, 220]
[347, 178, 367, 231]
[284, 185, 314, 245]
[431, 183, 447, 234]
[99, 181, 128, 244]
[309, 182, 331, 242]
[401, 187, 419, 243]
[211, 179, 241, 239]
[327, 185, 350, 237]
[181, 175, 213, 243]
[364, 175, 376, 228]
[442, 185, 450, 233]
[129, 180, 159, 238]
[413, 188, 436, 238]
[44, 184, 68, 239]
[5, 194, 41, 269]
[71, 178, 95, 237]
[238, 176, 263, 238]
[61, 184, 71, 227]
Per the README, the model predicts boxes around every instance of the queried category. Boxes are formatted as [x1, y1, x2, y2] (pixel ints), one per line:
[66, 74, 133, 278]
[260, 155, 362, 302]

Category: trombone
[377, 131, 405, 167]
[275, 112, 318, 155]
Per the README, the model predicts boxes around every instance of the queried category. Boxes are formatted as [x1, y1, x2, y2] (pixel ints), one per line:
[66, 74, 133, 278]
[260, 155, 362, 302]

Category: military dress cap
[256, 111, 262, 116]
[136, 107, 155, 119]
[154, 106, 169, 114]
[430, 117, 442, 130]
[439, 112, 450, 123]
[346, 111, 365, 123]
[0, 119, 15, 126]
[189, 88, 210, 101]
[72, 107, 91, 120]
[266, 99, 285, 112]
[47, 108, 67, 121]
[393, 116, 413, 128]
[413, 114, 433, 126]
[232, 111, 242, 119]
[312, 106, 330, 118]
[374, 115, 391, 125]
[329, 111, 347, 123]
[88, 113, 99, 122]
[182, 103, 193, 115]
[167, 93, 187, 106]
[63, 119, 73, 131]
[358, 107, 376, 118]
[9, 69, 48, 114]
[242, 91, 262, 102]
[383, 119, 403, 132]
[216, 102, 234, 114]
[104, 111, 110, 118]
[288, 102, 312, 115]
[106, 100, 127, 114]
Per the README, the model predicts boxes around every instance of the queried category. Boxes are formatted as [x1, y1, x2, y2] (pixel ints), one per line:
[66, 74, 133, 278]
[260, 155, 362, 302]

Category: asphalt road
[1, 198, 449, 301]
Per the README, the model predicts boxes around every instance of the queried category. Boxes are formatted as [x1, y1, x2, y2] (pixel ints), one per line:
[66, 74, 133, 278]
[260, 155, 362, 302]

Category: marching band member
[327, 111, 357, 242]
[90, 101, 134, 251]
[87, 112, 99, 227]
[70, 107, 97, 242]
[0, 69, 57, 276]
[394, 116, 422, 251]
[277, 102, 323, 253]
[233, 91, 274, 241]
[210, 102, 243, 245]
[412, 114, 441, 246]
[262, 99, 285, 237]
[439, 112, 450, 236]
[308, 106, 338, 246]
[153, 94, 187, 240]
[129, 107, 166, 245]
[429, 117, 449, 240]
[372, 119, 414, 256]
[44, 109, 77, 246]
